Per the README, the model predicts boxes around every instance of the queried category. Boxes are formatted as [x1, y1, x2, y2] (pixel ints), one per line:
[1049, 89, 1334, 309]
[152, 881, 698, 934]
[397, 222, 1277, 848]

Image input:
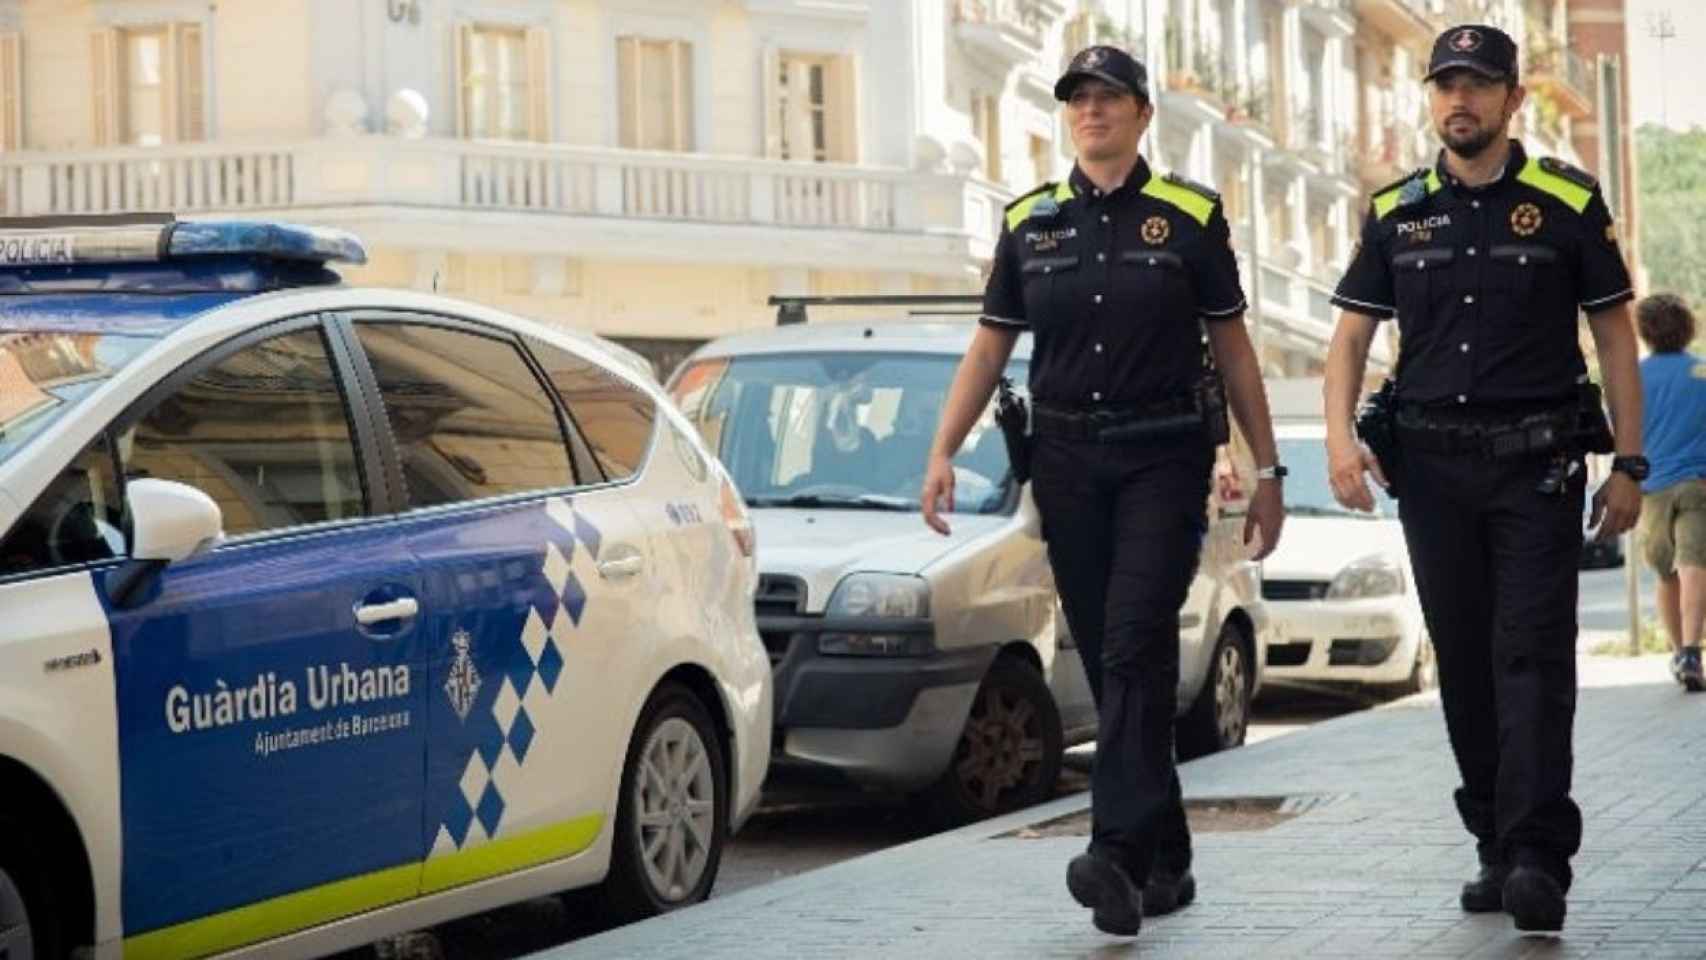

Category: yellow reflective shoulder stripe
[1004, 182, 1078, 231]
[1371, 171, 1443, 220]
[122, 814, 604, 960]
[1516, 158, 1592, 213]
[1140, 176, 1214, 226]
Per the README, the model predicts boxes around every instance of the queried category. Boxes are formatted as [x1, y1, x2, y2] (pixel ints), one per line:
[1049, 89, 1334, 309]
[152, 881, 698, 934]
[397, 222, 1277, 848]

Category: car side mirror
[1017, 482, 1043, 540]
[110, 480, 225, 609]
[129, 479, 225, 562]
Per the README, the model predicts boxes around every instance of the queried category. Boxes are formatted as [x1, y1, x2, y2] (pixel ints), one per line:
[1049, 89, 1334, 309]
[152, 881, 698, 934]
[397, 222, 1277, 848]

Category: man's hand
[1245, 478, 1285, 561]
[1590, 471, 1641, 542]
[1327, 432, 1389, 512]
[921, 454, 956, 536]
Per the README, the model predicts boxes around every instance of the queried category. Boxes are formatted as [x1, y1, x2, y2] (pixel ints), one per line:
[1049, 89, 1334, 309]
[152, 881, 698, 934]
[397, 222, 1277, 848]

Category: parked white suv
[667, 302, 1271, 823]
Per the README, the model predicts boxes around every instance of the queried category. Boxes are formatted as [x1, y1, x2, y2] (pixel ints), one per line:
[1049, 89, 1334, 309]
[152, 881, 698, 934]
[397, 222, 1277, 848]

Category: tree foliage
[1637, 125, 1706, 312]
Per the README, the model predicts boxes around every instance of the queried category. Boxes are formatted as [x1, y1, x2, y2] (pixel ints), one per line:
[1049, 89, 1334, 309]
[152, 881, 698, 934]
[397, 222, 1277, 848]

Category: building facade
[0, 0, 1635, 378]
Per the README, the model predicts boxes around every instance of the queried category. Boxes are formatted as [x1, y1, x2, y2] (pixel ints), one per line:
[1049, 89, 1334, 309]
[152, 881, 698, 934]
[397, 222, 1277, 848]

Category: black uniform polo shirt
[1332, 141, 1634, 407]
[980, 159, 1247, 408]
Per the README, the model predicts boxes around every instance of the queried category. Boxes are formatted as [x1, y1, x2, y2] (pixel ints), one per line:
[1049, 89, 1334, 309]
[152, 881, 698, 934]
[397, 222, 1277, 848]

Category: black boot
[1142, 868, 1196, 916]
[1460, 862, 1510, 913]
[1066, 853, 1144, 936]
[1503, 865, 1566, 932]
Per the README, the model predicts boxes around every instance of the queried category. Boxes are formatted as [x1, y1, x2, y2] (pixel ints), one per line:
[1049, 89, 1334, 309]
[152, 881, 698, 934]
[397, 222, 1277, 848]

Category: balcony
[1241, 254, 1394, 370]
[1527, 45, 1596, 118]
[0, 139, 1013, 273]
[954, 0, 1067, 71]
[1353, 0, 1437, 47]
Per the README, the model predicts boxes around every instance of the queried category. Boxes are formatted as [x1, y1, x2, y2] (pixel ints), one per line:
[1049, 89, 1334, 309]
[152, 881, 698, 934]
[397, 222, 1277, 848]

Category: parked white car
[668, 306, 1271, 823]
[0, 218, 769, 960]
[1255, 381, 1433, 695]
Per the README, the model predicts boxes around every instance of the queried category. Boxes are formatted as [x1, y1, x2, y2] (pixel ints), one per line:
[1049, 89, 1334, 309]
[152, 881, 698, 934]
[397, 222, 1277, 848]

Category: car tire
[0, 818, 69, 960]
[922, 655, 1063, 826]
[597, 683, 727, 925]
[1176, 621, 1251, 762]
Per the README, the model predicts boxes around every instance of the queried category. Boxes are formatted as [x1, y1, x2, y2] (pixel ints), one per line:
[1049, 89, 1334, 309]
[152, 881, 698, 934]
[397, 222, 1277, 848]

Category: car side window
[524, 336, 657, 483]
[354, 322, 574, 509]
[118, 327, 367, 537]
[0, 432, 125, 577]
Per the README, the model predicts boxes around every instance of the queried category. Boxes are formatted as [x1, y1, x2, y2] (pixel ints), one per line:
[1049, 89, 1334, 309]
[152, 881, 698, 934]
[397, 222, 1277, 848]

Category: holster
[1355, 378, 1402, 499]
[993, 377, 1032, 485]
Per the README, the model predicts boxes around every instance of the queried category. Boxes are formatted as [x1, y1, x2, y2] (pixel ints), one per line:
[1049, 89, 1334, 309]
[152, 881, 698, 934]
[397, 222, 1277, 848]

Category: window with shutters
[90, 23, 205, 147]
[769, 51, 855, 163]
[616, 36, 692, 151]
[0, 34, 20, 151]
[458, 23, 551, 141]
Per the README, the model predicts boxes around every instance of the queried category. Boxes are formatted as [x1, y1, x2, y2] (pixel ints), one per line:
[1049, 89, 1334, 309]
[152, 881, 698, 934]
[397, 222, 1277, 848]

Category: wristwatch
[1255, 464, 1289, 481]
[1610, 455, 1650, 482]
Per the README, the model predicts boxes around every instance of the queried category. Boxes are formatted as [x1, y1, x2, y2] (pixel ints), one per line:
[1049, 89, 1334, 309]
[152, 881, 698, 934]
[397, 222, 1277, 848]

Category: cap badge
[1510, 202, 1543, 237]
[1141, 216, 1170, 246]
[1449, 28, 1483, 53]
[1080, 47, 1107, 69]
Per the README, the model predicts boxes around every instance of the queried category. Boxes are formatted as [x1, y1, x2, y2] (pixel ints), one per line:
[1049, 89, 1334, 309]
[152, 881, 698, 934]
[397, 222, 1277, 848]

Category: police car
[0, 217, 770, 960]
[667, 299, 1269, 823]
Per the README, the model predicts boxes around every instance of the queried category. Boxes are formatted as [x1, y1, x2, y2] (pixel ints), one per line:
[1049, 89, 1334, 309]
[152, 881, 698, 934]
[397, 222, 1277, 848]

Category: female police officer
[921, 45, 1285, 938]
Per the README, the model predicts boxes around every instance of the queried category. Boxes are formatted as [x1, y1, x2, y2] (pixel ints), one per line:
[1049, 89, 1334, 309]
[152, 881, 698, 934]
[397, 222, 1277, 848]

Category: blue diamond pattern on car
[537, 639, 564, 694]
[561, 571, 587, 628]
[509, 706, 536, 763]
[426, 495, 607, 859]
[475, 779, 506, 837]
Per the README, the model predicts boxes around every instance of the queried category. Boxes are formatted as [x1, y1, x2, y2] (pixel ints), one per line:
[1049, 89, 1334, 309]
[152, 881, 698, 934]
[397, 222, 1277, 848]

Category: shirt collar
[1434, 139, 1525, 194]
[1068, 155, 1152, 201]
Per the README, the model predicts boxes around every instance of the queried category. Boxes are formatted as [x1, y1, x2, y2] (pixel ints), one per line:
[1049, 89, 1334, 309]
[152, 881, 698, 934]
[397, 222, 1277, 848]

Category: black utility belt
[1033, 397, 1203, 442]
[1395, 408, 1573, 460]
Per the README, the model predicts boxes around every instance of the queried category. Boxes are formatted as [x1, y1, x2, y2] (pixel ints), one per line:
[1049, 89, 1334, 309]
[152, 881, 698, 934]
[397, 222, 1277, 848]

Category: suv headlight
[1327, 554, 1406, 599]
[825, 573, 930, 618]
[819, 574, 932, 656]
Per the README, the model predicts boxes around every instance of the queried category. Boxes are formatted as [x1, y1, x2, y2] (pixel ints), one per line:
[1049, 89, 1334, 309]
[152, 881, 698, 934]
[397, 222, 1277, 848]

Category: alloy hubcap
[1215, 642, 1248, 746]
[0, 866, 33, 960]
[635, 717, 716, 902]
[956, 684, 1045, 810]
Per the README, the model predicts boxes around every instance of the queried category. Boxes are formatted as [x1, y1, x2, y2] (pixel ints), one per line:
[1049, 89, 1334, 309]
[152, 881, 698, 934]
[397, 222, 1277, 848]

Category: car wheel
[597, 683, 727, 924]
[0, 821, 67, 960]
[1390, 632, 1438, 698]
[1176, 621, 1251, 762]
[923, 655, 1063, 825]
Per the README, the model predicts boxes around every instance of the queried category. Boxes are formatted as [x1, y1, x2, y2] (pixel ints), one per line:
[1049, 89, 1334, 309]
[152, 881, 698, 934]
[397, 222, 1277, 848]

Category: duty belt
[1395, 407, 1573, 459]
[1032, 396, 1201, 442]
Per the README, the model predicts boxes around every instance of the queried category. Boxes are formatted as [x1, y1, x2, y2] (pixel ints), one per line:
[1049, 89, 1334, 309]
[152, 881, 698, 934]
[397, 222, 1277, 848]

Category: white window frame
[604, 10, 710, 152]
[749, 13, 865, 162]
[449, 2, 554, 142]
[615, 35, 695, 152]
[90, 1, 212, 147]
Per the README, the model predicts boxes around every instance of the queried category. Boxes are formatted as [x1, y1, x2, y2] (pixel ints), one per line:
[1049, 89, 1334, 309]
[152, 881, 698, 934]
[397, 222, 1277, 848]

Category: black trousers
[1030, 430, 1212, 883]
[1396, 443, 1586, 889]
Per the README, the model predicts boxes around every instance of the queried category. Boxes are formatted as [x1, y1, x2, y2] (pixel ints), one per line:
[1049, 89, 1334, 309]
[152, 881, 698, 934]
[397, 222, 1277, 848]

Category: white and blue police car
[0, 216, 770, 960]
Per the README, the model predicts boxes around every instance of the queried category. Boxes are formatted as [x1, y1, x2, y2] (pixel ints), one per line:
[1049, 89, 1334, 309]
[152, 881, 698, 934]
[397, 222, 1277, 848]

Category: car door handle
[596, 555, 644, 581]
[355, 597, 419, 625]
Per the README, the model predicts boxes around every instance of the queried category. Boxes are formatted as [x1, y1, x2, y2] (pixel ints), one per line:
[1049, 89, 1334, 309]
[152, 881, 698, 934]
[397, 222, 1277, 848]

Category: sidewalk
[544, 655, 1706, 959]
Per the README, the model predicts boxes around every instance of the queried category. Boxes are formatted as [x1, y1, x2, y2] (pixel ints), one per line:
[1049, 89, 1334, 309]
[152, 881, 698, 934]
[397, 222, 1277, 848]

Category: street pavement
[540, 654, 1706, 959]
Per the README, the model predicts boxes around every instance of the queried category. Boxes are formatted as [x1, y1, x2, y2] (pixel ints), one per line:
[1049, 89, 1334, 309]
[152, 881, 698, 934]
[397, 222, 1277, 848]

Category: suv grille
[1262, 579, 1330, 601]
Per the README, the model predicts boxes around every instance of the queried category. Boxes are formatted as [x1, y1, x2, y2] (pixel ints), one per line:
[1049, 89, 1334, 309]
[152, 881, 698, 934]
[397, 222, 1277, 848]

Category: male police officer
[922, 45, 1284, 937]
[1324, 24, 1644, 933]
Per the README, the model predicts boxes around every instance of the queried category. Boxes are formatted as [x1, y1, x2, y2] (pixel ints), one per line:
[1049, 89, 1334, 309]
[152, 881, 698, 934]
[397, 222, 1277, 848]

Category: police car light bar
[767, 294, 982, 326]
[0, 215, 368, 269]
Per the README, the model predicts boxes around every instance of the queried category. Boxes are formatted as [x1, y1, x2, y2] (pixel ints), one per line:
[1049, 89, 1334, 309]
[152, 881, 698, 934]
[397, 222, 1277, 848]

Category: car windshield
[0, 330, 156, 467]
[1278, 435, 1398, 519]
[672, 351, 1028, 514]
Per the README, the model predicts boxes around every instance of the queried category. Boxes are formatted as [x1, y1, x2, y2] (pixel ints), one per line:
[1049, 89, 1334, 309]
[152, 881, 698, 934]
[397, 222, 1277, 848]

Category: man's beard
[1439, 117, 1502, 159]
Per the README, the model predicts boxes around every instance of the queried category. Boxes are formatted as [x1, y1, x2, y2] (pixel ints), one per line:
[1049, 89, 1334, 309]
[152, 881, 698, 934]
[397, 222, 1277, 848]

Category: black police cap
[1424, 24, 1519, 84]
[1054, 45, 1149, 101]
